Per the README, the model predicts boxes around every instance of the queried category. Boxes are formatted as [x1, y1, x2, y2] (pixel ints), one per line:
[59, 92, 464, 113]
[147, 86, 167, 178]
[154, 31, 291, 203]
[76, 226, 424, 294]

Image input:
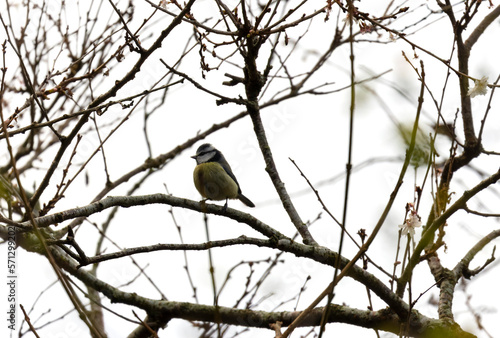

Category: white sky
[0, 1, 499, 337]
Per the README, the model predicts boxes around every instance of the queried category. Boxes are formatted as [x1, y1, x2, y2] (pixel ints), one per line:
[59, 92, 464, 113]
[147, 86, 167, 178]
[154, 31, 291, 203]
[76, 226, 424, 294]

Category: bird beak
[191, 155, 197, 159]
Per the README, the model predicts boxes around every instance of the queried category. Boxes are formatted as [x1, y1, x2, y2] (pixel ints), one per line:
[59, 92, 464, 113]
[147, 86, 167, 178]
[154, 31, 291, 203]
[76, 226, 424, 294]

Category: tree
[1, 0, 499, 337]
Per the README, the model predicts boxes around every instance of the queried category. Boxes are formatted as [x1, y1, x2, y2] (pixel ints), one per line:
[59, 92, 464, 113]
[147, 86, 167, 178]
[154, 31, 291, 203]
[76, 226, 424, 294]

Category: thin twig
[19, 304, 41, 338]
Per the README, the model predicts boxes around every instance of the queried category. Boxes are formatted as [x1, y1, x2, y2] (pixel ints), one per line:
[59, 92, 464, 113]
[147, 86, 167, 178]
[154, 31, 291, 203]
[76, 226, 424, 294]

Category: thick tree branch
[30, 245, 477, 337]
[1, 193, 409, 318]
[242, 31, 317, 246]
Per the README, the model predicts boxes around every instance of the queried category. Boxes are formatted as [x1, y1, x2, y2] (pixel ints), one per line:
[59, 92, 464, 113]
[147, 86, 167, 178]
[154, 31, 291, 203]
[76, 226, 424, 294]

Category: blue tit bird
[192, 143, 255, 208]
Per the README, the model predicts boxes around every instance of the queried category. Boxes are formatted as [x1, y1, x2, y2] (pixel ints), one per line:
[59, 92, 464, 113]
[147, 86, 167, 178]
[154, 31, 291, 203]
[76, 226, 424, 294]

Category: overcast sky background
[1, 1, 499, 337]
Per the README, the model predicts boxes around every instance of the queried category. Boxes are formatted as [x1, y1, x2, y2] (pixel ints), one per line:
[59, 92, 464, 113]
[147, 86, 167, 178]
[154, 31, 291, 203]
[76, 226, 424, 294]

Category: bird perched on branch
[192, 143, 255, 209]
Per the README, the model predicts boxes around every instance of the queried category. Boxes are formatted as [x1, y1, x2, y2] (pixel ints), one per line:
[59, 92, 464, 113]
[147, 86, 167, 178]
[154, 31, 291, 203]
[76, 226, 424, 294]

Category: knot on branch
[464, 138, 482, 159]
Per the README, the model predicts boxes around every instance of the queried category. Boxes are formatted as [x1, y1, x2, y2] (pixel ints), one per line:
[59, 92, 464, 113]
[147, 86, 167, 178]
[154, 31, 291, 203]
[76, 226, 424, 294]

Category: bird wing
[219, 159, 242, 194]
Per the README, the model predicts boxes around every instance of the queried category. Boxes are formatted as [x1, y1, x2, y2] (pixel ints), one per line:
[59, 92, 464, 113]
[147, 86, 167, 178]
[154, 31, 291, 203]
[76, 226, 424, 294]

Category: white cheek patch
[197, 151, 215, 164]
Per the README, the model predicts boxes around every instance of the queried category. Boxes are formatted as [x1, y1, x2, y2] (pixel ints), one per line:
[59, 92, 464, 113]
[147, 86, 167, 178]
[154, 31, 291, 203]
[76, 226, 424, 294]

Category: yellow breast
[193, 162, 239, 201]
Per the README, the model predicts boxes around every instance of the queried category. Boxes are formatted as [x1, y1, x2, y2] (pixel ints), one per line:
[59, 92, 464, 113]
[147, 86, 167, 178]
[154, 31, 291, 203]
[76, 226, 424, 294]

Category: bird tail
[238, 193, 255, 208]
